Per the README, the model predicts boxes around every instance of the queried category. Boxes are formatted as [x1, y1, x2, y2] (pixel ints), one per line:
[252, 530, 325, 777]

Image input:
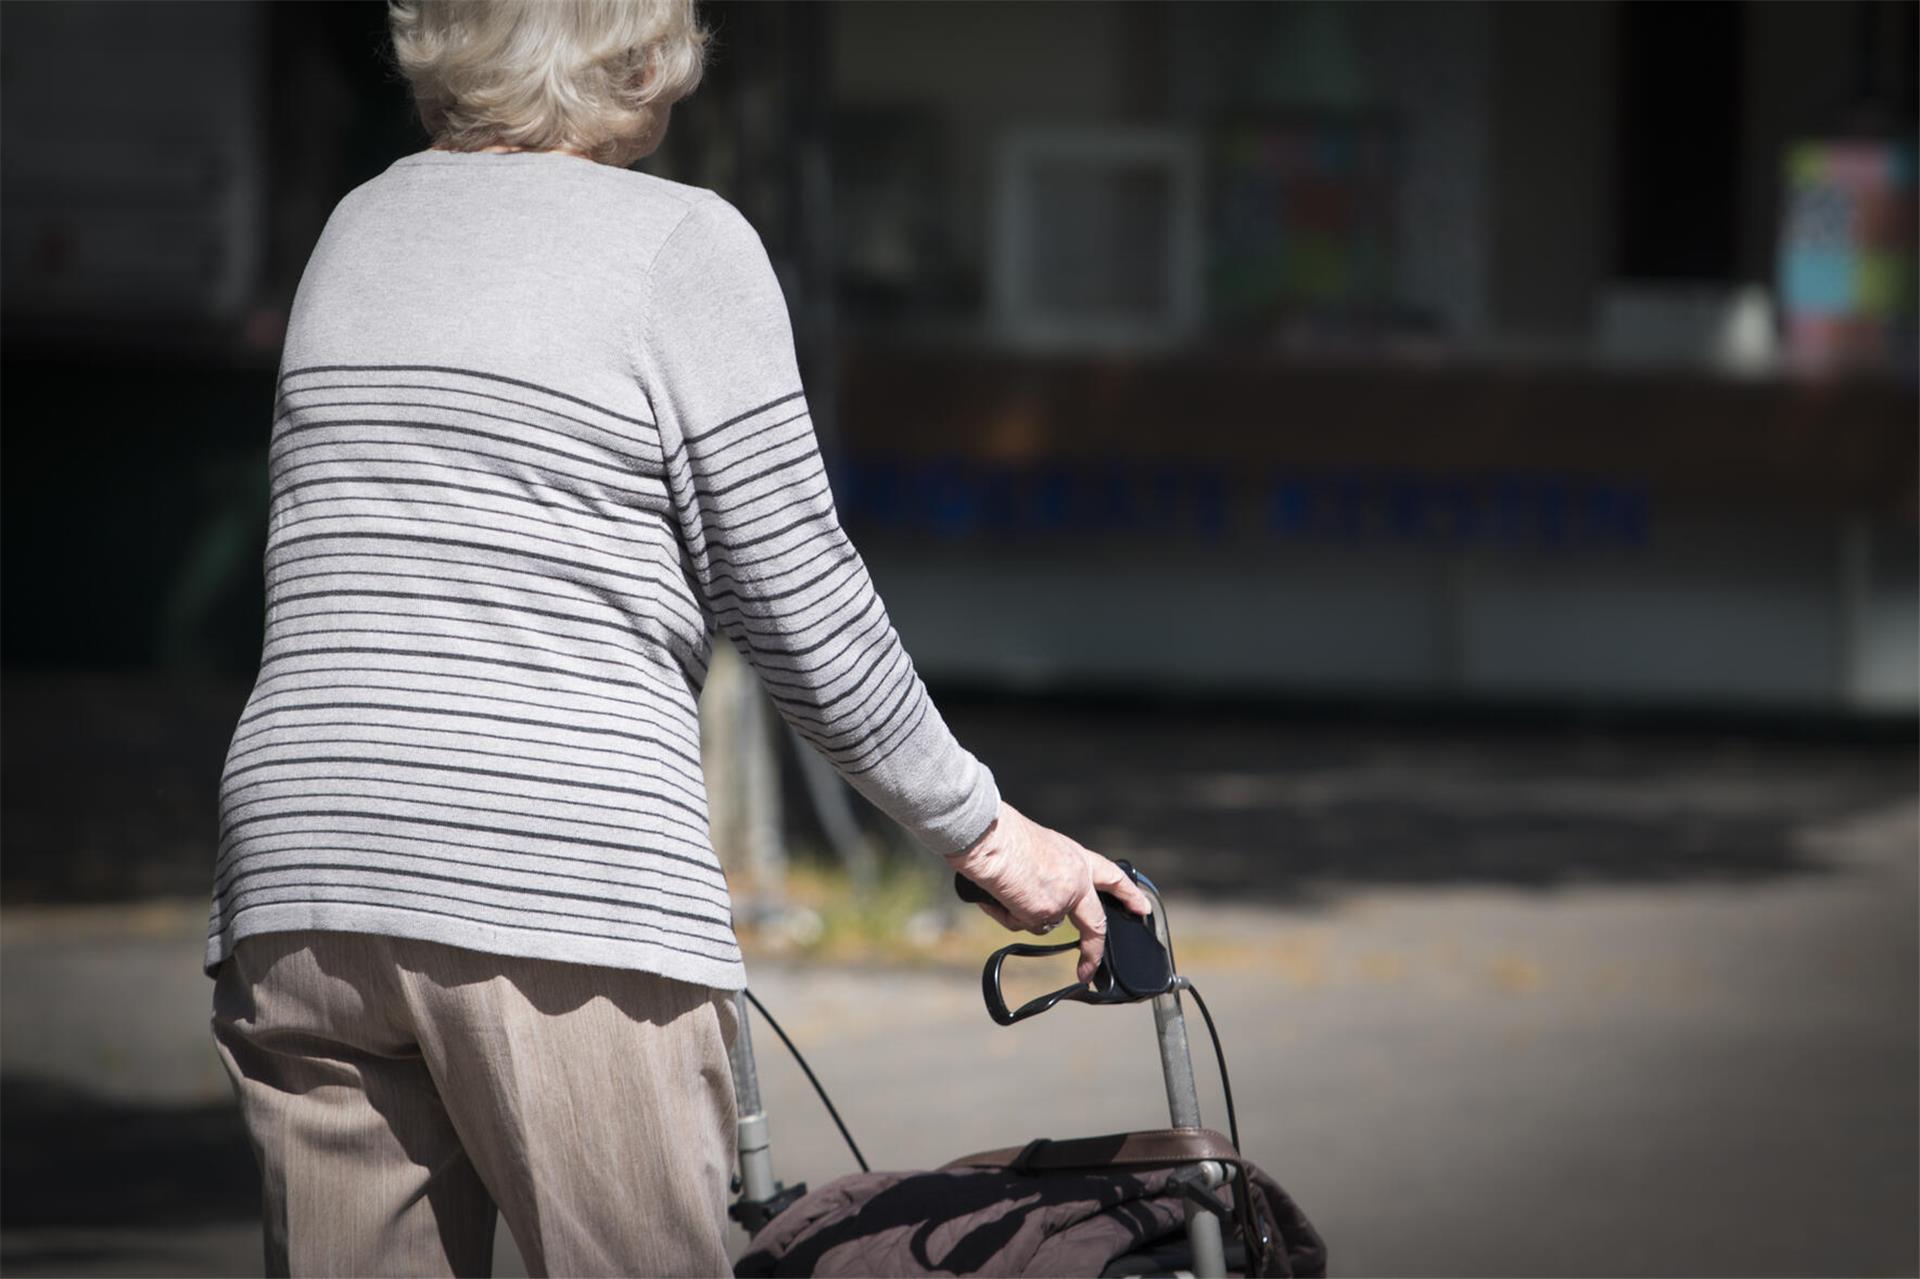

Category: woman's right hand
[943, 800, 1153, 985]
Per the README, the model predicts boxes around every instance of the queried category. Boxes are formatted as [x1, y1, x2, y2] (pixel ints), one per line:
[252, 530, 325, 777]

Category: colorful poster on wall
[1778, 138, 1918, 375]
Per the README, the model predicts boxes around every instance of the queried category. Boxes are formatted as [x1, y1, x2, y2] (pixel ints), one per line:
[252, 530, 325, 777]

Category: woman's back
[207, 10, 1147, 1272]
[205, 148, 1000, 991]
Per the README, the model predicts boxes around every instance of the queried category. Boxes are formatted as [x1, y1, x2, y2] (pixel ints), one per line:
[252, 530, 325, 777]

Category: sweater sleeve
[633, 192, 1001, 857]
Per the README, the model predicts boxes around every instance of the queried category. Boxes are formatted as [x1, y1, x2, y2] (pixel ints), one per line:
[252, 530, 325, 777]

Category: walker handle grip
[953, 873, 996, 908]
[954, 862, 1175, 1026]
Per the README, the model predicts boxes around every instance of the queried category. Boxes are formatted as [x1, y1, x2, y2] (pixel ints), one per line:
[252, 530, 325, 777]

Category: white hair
[387, 0, 711, 167]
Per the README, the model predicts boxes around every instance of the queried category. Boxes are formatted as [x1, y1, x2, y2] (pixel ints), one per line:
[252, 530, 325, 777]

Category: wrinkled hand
[944, 800, 1153, 985]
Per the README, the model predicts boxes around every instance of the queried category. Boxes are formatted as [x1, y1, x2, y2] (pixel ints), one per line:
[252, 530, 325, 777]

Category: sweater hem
[204, 900, 749, 992]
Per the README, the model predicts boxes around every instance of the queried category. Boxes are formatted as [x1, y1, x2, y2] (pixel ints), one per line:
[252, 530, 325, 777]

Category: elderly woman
[204, 1, 1148, 1275]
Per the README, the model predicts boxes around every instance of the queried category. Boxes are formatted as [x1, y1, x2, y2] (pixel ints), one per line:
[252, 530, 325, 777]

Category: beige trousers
[211, 929, 740, 1278]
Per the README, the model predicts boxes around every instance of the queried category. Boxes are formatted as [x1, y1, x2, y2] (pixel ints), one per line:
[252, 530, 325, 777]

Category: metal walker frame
[726, 869, 1239, 1278]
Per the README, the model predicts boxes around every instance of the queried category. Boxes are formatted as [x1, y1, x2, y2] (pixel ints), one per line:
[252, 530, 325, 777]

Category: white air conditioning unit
[989, 126, 1204, 352]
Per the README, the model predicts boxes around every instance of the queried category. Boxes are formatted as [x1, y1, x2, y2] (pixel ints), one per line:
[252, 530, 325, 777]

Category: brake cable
[740, 987, 869, 1172]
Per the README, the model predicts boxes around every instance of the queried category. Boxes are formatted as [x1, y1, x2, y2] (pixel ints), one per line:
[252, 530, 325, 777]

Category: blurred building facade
[3, 0, 1915, 714]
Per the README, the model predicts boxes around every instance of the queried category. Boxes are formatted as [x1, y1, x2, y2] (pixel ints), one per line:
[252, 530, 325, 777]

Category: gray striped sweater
[204, 147, 1001, 991]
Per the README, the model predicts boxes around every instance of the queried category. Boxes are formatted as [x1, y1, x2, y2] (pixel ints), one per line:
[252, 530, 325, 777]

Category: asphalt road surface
[3, 701, 1914, 1276]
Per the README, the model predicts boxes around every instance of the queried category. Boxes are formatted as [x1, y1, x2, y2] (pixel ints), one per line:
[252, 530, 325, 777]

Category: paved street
[2, 702, 1914, 1276]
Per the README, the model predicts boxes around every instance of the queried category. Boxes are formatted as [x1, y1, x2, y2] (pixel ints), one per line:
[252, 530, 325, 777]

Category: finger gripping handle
[957, 858, 1174, 1026]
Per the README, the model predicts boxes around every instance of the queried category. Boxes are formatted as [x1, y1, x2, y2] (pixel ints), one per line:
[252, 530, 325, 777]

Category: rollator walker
[723, 862, 1325, 1277]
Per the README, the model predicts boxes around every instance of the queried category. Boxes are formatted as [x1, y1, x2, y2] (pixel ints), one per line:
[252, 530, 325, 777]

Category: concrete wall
[865, 514, 1918, 715]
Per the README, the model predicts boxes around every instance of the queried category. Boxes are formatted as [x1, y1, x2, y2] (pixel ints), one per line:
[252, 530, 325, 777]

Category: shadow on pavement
[943, 701, 1916, 903]
[0, 1073, 258, 1230]
[4, 669, 1912, 910]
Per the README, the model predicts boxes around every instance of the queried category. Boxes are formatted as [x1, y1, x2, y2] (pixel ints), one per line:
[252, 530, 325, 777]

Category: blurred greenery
[738, 844, 1272, 978]
[739, 847, 1006, 968]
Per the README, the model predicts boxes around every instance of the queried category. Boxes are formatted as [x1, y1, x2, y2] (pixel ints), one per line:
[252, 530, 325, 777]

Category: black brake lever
[978, 937, 1107, 1025]
[954, 859, 1174, 1026]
